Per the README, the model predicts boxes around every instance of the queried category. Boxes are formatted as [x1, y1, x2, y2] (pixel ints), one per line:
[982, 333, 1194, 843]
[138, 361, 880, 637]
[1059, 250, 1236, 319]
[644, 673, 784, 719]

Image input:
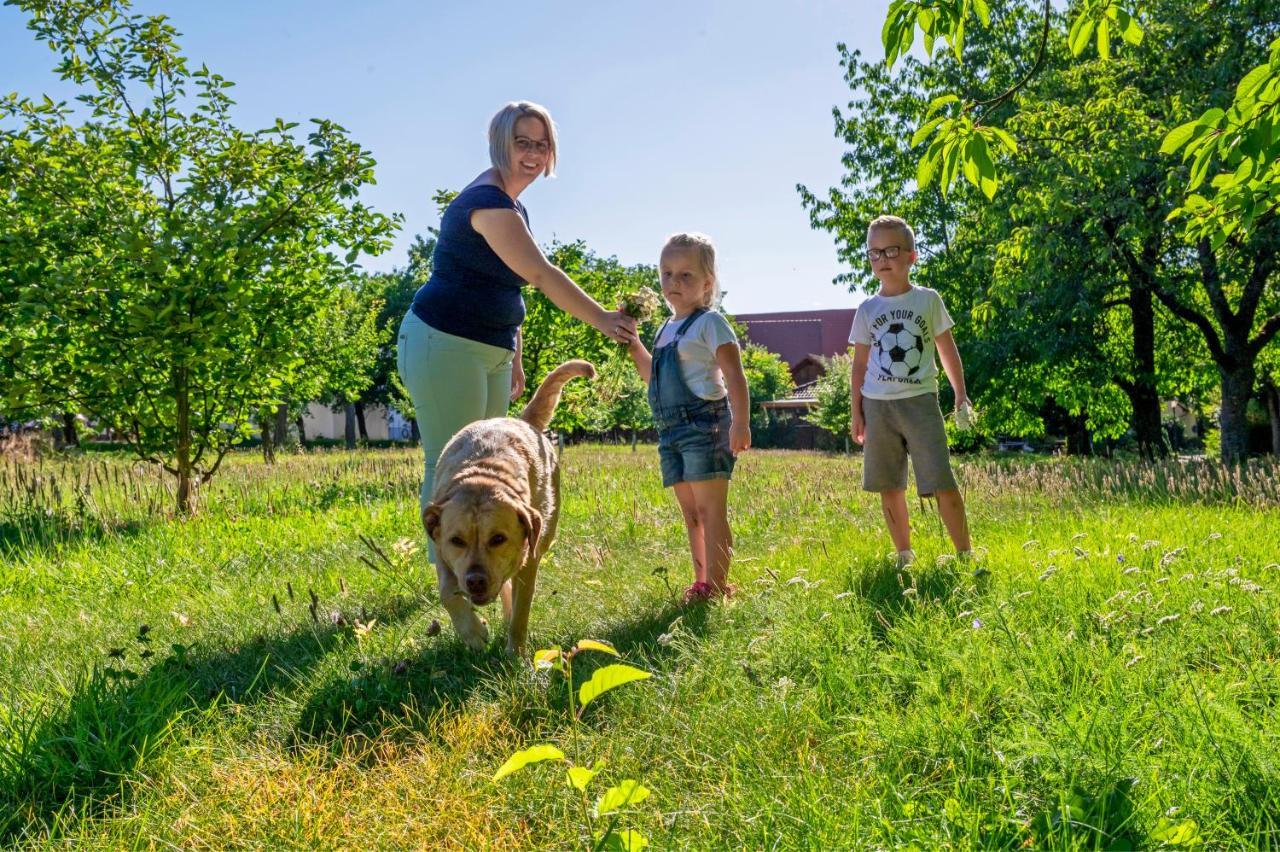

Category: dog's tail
[520, 360, 595, 432]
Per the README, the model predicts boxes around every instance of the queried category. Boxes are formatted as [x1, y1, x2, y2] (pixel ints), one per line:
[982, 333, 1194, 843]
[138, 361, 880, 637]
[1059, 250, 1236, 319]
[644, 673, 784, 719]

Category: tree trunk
[1127, 283, 1167, 459]
[275, 403, 292, 451]
[1218, 363, 1256, 464]
[260, 406, 275, 464]
[296, 416, 307, 444]
[61, 412, 79, 448]
[355, 402, 369, 441]
[344, 404, 357, 450]
[630, 427, 638, 451]
[1065, 412, 1092, 456]
[1261, 379, 1280, 457]
[175, 367, 194, 515]
[410, 418, 420, 441]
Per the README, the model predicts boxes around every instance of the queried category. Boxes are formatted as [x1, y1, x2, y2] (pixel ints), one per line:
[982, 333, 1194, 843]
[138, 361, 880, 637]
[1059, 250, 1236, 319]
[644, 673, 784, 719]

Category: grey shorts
[862, 394, 958, 496]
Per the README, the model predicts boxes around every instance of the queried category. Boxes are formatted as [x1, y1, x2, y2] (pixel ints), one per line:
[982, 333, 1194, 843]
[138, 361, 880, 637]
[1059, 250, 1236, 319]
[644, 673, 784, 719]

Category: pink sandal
[682, 581, 715, 604]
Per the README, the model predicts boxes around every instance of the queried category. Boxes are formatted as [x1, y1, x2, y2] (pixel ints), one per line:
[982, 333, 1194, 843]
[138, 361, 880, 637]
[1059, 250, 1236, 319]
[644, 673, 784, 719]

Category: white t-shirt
[848, 286, 954, 400]
[652, 309, 739, 401]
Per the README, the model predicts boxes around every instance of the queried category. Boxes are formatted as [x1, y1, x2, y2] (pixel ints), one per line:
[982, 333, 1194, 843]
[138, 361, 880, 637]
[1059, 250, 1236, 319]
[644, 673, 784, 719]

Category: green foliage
[739, 343, 794, 445]
[0, 0, 399, 511]
[520, 243, 659, 431]
[497, 639, 654, 852]
[883, 0, 1143, 200]
[805, 352, 853, 442]
[1162, 37, 1280, 247]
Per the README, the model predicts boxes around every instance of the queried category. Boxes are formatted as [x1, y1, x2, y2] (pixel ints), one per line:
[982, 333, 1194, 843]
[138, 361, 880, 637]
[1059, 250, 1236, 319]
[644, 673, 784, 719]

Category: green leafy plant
[493, 639, 654, 851]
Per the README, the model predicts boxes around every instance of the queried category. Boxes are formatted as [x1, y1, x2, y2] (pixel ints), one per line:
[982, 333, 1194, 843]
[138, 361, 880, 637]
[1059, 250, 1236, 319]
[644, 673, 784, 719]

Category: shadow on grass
[293, 597, 714, 745]
[0, 594, 421, 844]
[853, 557, 989, 642]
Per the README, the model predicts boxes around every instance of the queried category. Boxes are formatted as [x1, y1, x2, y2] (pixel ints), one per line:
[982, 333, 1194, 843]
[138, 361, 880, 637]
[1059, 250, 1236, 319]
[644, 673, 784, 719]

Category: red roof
[734, 309, 857, 368]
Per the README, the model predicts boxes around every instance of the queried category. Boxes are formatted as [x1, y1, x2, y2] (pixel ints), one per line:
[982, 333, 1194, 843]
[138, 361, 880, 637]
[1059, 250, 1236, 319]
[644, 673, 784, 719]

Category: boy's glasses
[514, 136, 550, 155]
[866, 246, 904, 261]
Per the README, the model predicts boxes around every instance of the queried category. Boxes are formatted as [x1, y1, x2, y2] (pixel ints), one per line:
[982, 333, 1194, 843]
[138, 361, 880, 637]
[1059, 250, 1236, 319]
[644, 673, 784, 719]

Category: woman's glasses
[514, 136, 550, 155]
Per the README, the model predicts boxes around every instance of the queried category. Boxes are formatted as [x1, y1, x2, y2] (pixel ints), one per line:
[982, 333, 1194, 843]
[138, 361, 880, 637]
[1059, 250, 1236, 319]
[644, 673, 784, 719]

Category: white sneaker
[895, 549, 917, 569]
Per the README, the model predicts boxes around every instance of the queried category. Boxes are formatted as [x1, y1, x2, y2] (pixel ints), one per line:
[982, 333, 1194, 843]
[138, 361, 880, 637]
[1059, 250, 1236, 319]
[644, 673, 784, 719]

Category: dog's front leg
[505, 560, 539, 656]
[436, 560, 489, 651]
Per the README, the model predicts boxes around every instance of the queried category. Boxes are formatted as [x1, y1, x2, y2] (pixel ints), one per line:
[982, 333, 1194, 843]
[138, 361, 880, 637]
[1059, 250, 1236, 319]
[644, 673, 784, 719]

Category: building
[301, 403, 414, 442]
[734, 309, 857, 385]
[735, 308, 857, 449]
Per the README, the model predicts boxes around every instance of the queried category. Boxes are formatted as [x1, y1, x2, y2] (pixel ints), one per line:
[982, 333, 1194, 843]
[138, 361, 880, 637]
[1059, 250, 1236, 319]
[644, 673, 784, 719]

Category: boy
[849, 215, 973, 568]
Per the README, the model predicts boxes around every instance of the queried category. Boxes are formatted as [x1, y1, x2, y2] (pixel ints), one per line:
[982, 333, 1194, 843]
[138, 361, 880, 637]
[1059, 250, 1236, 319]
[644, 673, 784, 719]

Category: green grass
[1, 446, 1278, 848]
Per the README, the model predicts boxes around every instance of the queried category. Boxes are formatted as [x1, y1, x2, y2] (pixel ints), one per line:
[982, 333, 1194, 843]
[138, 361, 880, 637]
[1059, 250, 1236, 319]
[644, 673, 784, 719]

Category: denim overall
[648, 308, 735, 487]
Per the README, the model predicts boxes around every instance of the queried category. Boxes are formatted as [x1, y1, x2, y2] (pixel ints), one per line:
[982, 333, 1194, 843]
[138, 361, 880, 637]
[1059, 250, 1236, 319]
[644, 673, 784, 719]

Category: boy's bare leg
[880, 489, 912, 553]
[690, 478, 732, 591]
[673, 481, 707, 584]
[934, 488, 972, 552]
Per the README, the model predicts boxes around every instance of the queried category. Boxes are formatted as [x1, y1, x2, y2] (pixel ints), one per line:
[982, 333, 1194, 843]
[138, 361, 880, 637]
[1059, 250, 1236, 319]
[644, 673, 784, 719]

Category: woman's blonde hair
[662, 232, 719, 307]
[489, 101, 558, 178]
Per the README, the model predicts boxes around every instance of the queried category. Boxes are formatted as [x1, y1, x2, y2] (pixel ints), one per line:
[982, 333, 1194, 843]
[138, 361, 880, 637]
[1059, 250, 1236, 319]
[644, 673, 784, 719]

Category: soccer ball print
[873, 322, 926, 379]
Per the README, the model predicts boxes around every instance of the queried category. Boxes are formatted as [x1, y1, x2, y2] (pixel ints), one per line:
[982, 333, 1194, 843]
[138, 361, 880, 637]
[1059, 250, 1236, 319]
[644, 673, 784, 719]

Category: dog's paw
[458, 619, 489, 651]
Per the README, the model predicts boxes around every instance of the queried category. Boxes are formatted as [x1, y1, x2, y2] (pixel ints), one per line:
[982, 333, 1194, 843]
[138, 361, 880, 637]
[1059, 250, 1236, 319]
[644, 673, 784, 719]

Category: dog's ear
[422, 502, 443, 541]
[517, 505, 543, 555]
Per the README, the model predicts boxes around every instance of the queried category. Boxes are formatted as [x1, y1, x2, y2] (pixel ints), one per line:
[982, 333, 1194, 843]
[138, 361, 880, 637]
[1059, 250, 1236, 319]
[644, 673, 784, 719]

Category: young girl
[626, 233, 751, 602]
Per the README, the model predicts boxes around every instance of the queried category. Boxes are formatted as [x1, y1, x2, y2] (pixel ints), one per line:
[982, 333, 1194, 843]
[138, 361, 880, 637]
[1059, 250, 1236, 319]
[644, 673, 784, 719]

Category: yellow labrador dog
[423, 360, 593, 655]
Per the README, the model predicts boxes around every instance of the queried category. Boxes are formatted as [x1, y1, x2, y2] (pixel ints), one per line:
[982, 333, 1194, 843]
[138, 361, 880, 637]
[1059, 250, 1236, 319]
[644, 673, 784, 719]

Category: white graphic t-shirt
[652, 309, 738, 401]
[848, 286, 954, 400]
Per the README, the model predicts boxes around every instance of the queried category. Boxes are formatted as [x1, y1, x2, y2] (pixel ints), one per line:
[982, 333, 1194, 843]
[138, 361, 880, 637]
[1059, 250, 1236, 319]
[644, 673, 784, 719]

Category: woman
[397, 101, 636, 530]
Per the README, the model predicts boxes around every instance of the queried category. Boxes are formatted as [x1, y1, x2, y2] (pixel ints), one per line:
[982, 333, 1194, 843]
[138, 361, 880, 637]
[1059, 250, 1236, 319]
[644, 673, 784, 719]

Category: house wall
[301, 404, 412, 441]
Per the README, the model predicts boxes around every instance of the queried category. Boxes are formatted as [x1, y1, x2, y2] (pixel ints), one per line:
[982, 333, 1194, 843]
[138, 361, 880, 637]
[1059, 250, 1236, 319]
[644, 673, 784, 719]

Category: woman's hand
[595, 309, 638, 344]
[729, 420, 752, 456]
[510, 359, 526, 401]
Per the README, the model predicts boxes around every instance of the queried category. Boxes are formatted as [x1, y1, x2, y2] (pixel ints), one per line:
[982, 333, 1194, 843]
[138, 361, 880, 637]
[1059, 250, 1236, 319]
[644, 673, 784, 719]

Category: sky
[1, 0, 890, 313]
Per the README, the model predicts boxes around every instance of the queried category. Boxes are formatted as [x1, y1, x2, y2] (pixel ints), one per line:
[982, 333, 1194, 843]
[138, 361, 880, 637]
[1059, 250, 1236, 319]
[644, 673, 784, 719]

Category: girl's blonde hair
[662, 232, 719, 307]
[489, 101, 558, 178]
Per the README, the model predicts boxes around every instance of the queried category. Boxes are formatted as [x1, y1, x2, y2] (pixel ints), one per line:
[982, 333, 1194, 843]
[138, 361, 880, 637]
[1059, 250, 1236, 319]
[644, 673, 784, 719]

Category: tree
[0, 0, 398, 510]
[805, 352, 853, 444]
[519, 242, 660, 432]
[877, 0, 1280, 462]
[740, 343, 795, 448]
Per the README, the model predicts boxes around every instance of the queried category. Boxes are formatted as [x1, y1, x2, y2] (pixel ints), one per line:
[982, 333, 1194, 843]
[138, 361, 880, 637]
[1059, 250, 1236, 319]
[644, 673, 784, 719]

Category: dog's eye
[489, 534, 507, 547]
[449, 536, 466, 548]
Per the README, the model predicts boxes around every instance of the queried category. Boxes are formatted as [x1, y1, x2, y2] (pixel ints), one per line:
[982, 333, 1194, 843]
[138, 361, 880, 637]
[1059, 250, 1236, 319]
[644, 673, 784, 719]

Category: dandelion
[1156, 613, 1181, 626]
[1210, 606, 1232, 616]
[1126, 655, 1144, 667]
[901, 588, 918, 598]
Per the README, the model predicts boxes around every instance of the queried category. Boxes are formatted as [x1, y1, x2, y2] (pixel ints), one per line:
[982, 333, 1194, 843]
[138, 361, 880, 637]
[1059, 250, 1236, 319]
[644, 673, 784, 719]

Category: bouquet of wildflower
[619, 288, 661, 322]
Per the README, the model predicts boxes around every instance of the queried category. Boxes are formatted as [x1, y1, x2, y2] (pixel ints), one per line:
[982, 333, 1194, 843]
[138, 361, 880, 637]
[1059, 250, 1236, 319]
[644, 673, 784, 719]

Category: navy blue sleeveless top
[410, 184, 530, 350]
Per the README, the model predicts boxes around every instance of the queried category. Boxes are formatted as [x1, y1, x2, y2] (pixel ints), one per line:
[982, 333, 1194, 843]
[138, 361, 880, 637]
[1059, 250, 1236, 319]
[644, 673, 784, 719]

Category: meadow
[1, 445, 1278, 849]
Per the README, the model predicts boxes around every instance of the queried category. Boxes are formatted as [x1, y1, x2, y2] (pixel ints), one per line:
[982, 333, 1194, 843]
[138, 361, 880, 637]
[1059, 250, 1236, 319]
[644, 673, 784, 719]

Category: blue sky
[2, 1, 889, 312]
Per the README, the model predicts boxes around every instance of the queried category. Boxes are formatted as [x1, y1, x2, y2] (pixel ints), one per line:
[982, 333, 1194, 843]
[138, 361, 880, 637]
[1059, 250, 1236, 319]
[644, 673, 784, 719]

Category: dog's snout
[464, 571, 488, 597]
